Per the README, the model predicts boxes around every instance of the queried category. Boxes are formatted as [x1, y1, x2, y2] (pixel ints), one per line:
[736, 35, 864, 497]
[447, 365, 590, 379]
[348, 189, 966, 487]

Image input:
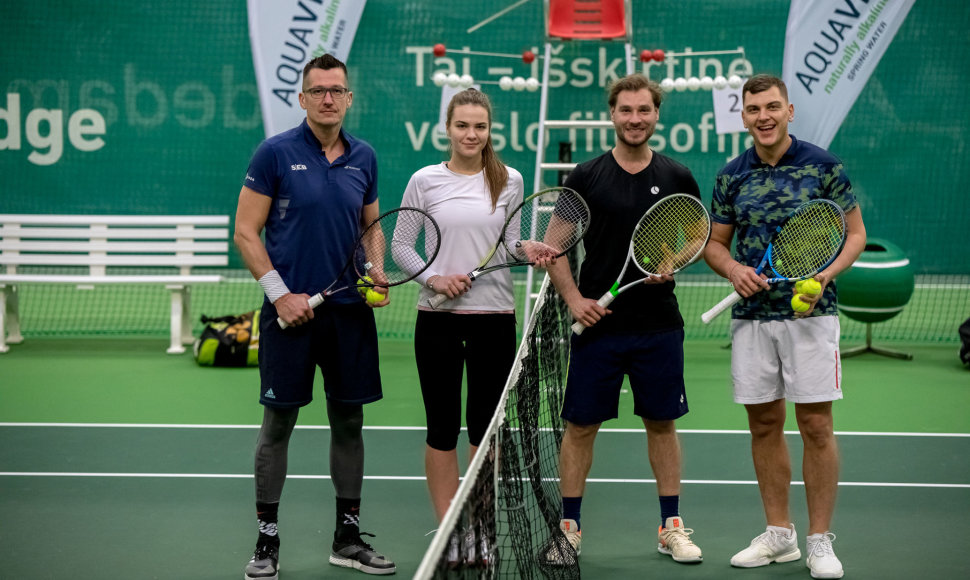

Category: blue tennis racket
[701, 198, 847, 324]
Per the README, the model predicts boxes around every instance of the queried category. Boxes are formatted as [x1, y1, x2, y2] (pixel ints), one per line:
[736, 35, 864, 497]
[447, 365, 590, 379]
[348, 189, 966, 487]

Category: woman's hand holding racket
[427, 186, 590, 309]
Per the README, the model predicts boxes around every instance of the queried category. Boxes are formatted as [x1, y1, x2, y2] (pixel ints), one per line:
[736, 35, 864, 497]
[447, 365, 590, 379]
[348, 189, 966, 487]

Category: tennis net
[6, 269, 968, 345]
[414, 272, 579, 579]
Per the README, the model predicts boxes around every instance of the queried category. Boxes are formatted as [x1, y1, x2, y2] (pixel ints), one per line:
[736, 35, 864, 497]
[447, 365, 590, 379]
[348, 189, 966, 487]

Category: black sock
[256, 501, 280, 547]
[659, 495, 680, 528]
[562, 496, 583, 530]
[335, 497, 361, 541]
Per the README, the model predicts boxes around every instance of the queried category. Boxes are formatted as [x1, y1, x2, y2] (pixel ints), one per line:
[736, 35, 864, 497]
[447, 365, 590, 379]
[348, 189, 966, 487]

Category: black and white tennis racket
[426, 186, 590, 309]
[278, 207, 441, 328]
[700, 198, 847, 324]
[572, 193, 711, 335]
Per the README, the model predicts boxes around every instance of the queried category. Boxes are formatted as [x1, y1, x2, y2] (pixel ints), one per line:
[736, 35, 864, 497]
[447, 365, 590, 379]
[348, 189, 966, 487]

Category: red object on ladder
[546, 0, 631, 40]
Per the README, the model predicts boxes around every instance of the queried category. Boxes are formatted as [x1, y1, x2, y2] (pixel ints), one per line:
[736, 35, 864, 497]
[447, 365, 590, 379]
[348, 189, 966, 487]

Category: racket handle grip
[427, 292, 449, 310]
[277, 293, 325, 329]
[307, 293, 324, 308]
[571, 292, 617, 335]
[701, 291, 741, 324]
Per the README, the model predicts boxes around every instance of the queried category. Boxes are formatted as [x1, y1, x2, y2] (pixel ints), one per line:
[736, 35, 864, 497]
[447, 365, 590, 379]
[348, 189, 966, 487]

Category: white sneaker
[806, 532, 844, 579]
[445, 531, 460, 568]
[730, 523, 802, 568]
[657, 516, 703, 563]
[463, 527, 476, 566]
[461, 526, 493, 567]
[542, 519, 582, 565]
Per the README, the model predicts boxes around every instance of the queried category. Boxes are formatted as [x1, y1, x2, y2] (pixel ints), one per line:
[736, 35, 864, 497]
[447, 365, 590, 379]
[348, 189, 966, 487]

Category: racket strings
[507, 188, 589, 262]
[632, 196, 710, 274]
[359, 209, 440, 285]
[771, 202, 846, 277]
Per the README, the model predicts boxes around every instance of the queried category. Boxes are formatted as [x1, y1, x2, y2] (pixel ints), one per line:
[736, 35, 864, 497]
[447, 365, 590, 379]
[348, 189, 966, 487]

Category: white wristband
[258, 269, 291, 304]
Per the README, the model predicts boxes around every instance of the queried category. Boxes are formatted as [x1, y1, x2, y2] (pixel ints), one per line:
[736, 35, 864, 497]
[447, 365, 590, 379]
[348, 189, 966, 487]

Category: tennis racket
[571, 193, 711, 335]
[700, 198, 847, 324]
[427, 186, 590, 309]
[278, 207, 441, 328]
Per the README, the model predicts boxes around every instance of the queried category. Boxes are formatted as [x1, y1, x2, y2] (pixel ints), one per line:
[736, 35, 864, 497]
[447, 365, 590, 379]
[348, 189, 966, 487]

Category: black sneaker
[244, 543, 279, 580]
[330, 532, 396, 575]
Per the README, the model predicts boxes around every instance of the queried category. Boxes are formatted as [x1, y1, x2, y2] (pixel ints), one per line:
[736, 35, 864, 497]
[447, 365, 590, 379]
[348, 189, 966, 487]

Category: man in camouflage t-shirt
[704, 74, 867, 580]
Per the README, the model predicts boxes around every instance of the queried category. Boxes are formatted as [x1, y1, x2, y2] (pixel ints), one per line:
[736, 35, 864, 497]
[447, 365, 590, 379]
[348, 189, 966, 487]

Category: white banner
[248, 0, 367, 137]
[782, 0, 914, 149]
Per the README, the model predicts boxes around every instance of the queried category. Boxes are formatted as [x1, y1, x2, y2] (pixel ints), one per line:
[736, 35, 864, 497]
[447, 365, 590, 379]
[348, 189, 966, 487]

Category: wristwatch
[427, 276, 438, 291]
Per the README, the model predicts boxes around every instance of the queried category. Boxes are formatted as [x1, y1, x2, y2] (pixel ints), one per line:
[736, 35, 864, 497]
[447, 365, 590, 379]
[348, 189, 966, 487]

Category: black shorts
[562, 328, 688, 424]
[257, 300, 382, 408]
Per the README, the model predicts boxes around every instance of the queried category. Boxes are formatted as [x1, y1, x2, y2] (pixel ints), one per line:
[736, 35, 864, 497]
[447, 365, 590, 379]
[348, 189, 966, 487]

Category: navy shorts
[562, 328, 688, 424]
[257, 300, 382, 408]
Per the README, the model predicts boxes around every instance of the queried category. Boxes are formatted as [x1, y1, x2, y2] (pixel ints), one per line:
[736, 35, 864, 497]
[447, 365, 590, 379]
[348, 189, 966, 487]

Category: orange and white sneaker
[541, 518, 582, 566]
[657, 516, 703, 563]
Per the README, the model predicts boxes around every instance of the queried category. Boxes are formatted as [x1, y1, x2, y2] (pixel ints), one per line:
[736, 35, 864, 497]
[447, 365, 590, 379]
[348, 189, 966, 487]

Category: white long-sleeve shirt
[401, 162, 524, 312]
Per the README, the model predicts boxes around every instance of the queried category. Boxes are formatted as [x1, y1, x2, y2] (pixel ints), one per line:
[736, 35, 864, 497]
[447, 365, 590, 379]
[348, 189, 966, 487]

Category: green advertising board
[2, 0, 967, 277]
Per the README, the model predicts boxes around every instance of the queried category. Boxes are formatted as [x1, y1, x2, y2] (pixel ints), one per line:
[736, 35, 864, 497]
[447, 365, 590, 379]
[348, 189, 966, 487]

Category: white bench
[0, 214, 230, 354]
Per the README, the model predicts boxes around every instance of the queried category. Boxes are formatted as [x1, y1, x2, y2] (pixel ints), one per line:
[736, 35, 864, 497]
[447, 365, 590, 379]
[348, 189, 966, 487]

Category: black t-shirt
[564, 150, 700, 334]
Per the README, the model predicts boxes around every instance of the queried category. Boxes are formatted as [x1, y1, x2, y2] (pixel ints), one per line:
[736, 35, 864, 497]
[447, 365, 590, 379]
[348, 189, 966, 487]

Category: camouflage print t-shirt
[710, 135, 857, 320]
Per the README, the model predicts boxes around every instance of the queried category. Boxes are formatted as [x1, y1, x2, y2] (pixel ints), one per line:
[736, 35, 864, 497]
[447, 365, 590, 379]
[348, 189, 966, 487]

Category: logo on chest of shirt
[344, 165, 361, 171]
[291, 164, 308, 171]
[650, 186, 660, 195]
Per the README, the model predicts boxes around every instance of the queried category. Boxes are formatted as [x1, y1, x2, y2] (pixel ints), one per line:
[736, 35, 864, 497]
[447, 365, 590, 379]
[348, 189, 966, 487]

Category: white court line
[1, 472, 967, 489]
[598, 428, 970, 437]
[1, 423, 968, 437]
[0, 472, 426, 481]
[0, 422, 423, 430]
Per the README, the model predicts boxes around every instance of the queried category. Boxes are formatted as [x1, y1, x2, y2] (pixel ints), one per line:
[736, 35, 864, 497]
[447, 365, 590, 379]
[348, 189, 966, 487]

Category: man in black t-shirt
[545, 74, 704, 566]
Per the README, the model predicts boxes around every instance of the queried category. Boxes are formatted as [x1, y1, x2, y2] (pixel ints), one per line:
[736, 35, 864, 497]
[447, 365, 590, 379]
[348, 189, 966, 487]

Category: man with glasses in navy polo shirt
[235, 54, 395, 578]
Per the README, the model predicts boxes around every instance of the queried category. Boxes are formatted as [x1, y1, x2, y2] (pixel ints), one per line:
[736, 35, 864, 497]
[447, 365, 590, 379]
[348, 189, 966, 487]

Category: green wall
[2, 0, 967, 273]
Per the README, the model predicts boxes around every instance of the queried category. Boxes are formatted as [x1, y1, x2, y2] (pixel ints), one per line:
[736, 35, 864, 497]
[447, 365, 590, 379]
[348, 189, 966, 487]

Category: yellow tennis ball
[365, 288, 385, 304]
[791, 294, 811, 313]
[356, 275, 374, 296]
[795, 278, 822, 296]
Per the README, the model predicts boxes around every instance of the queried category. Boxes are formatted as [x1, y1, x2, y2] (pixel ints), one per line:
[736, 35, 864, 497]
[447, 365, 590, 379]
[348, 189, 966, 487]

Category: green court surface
[1, 337, 968, 579]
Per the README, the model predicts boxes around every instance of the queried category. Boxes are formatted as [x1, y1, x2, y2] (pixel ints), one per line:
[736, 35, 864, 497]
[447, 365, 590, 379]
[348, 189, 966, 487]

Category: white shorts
[730, 317, 844, 405]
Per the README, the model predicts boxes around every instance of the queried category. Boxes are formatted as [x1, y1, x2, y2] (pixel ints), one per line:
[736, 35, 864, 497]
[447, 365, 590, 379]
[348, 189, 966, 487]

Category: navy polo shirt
[711, 135, 857, 320]
[244, 120, 378, 302]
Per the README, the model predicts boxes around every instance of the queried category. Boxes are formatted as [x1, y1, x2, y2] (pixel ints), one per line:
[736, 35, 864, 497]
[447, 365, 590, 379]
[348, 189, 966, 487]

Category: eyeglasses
[304, 86, 349, 101]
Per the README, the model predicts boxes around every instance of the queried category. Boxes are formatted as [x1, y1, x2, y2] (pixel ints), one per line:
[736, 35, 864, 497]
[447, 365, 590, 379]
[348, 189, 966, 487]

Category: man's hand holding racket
[274, 292, 317, 327]
[277, 207, 441, 329]
[701, 198, 847, 324]
[571, 193, 711, 335]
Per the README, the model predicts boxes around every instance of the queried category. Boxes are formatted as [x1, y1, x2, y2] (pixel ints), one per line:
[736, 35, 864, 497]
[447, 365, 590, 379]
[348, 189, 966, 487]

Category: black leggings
[254, 400, 365, 502]
[414, 311, 516, 451]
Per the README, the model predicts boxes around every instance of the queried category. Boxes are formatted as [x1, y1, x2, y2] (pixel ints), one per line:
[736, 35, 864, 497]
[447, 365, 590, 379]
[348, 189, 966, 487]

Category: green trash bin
[837, 238, 915, 359]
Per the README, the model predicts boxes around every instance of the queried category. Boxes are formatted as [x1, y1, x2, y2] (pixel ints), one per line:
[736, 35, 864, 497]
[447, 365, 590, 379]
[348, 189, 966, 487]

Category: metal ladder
[521, 0, 635, 324]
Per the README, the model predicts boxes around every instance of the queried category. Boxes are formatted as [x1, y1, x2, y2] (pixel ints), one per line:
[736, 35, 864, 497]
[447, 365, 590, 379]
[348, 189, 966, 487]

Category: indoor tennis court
[2, 1, 968, 579]
[2, 331, 968, 578]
